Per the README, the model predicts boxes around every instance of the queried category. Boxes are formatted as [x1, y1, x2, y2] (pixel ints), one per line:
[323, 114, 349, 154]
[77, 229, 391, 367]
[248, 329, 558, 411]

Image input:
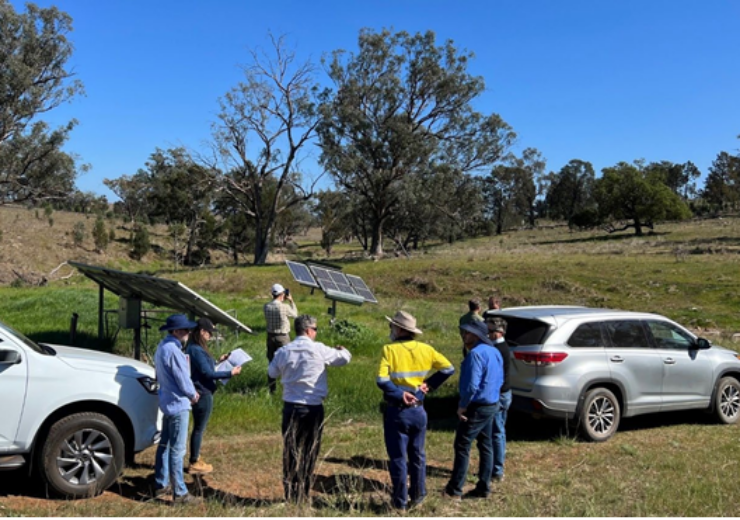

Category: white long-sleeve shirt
[268, 335, 351, 405]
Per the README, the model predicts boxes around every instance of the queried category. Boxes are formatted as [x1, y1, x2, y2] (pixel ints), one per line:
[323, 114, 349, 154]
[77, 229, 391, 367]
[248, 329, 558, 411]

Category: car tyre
[578, 387, 620, 442]
[38, 412, 125, 498]
[714, 377, 740, 425]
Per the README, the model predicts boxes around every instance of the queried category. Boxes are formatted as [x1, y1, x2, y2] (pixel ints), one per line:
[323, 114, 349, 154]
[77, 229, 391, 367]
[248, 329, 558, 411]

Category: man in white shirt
[268, 314, 352, 503]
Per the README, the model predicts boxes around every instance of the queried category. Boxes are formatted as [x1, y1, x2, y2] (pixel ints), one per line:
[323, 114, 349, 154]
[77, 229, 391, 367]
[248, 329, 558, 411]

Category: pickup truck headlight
[137, 376, 159, 394]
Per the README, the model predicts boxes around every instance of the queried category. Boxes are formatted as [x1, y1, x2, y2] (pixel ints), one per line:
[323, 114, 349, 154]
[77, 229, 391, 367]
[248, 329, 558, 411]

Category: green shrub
[131, 225, 150, 260]
[72, 221, 85, 248]
[93, 217, 109, 252]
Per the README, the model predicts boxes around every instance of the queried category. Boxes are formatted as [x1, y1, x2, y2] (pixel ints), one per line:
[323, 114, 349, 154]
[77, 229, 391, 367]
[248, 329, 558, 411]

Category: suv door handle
[664, 358, 676, 365]
[609, 356, 624, 363]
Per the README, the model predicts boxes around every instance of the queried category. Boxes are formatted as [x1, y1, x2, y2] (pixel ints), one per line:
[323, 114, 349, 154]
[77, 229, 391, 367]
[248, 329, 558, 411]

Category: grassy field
[1, 216, 740, 515]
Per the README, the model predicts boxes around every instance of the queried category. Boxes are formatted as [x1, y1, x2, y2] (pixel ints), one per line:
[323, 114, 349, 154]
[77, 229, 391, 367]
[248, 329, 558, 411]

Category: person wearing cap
[268, 314, 352, 503]
[486, 317, 511, 483]
[153, 314, 200, 504]
[263, 283, 298, 394]
[377, 310, 455, 510]
[184, 318, 242, 475]
[444, 320, 503, 500]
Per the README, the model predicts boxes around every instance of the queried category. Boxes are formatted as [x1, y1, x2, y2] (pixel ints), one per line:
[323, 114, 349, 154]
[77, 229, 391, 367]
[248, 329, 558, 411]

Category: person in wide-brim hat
[459, 321, 493, 346]
[159, 313, 198, 332]
[385, 310, 423, 335]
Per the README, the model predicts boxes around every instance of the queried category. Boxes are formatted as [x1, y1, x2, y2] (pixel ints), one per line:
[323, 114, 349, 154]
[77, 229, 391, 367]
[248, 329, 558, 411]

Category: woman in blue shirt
[184, 318, 241, 474]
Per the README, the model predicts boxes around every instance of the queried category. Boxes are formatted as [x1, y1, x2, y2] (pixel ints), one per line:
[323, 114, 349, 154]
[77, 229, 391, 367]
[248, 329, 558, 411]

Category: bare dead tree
[211, 34, 325, 265]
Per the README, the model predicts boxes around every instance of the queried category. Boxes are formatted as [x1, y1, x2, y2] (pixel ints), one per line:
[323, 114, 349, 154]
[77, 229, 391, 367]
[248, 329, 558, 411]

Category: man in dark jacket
[487, 317, 511, 482]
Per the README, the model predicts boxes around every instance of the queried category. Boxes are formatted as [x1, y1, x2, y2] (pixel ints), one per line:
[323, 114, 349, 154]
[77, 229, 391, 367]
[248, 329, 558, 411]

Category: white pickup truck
[0, 318, 161, 498]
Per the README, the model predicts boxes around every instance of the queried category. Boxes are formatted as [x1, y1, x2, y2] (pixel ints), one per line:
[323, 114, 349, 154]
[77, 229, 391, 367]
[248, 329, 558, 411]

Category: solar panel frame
[285, 260, 319, 288]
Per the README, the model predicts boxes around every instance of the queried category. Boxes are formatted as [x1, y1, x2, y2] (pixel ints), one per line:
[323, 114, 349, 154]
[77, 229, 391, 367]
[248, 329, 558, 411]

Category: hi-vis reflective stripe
[390, 370, 429, 379]
[377, 376, 391, 383]
[440, 366, 455, 374]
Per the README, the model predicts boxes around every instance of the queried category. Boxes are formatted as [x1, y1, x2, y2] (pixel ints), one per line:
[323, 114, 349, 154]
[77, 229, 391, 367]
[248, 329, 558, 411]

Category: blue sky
[12, 0, 740, 200]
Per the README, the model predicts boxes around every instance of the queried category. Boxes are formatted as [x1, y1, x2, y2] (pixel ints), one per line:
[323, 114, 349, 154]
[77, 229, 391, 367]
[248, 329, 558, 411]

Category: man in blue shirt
[444, 320, 503, 499]
[153, 314, 200, 504]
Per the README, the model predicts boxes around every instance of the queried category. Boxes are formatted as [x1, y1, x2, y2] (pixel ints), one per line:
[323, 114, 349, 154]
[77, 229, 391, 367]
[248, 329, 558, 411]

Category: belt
[388, 400, 424, 409]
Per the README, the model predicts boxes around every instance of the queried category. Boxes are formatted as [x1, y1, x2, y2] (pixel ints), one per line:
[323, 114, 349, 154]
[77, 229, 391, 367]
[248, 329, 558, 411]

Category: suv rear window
[500, 317, 551, 347]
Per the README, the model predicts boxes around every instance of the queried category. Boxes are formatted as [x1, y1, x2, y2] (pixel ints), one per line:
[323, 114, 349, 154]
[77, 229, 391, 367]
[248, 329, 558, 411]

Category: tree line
[2, 2, 740, 265]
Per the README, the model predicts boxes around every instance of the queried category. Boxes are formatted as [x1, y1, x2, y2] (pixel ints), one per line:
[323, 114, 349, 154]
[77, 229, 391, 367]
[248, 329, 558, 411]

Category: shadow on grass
[111, 472, 282, 507]
[536, 231, 669, 246]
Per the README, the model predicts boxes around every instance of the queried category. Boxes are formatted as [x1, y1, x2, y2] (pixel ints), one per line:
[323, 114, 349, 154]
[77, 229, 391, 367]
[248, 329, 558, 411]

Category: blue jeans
[189, 391, 213, 464]
[445, 402, 498, 496]
[154, 410, 190, 497]
[493, 390, 512, 478]
[383, 405, 427, 509]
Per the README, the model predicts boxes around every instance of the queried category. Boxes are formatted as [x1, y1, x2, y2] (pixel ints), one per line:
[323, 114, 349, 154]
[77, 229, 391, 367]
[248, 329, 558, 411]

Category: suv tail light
[514, 351, 568, 366]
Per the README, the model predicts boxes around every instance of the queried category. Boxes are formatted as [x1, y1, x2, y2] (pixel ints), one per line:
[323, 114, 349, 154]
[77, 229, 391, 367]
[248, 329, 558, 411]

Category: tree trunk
[369, 222, 384, 257]
[634, 218, 643, 236]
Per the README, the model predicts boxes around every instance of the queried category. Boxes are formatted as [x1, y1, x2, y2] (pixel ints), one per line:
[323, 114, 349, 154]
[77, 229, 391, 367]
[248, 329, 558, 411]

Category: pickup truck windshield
[0, 320, 49, 355]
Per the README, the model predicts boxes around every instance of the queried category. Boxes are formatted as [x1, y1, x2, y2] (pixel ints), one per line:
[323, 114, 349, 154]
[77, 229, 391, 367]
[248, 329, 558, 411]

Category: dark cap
[197, 317, 216, 333]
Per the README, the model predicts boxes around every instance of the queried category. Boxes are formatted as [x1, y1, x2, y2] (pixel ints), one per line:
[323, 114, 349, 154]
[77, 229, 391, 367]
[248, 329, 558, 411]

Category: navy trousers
[383, 404, 427, 509]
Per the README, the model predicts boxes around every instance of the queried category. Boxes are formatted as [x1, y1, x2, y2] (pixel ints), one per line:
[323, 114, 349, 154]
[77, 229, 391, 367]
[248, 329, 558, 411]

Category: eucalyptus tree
[318, 28, 514, 257]
[595, 161, 692, 236]
[0, 1, 84, 204]
[212, 34, 321, 265]
[145, 148, 218, 265]
[484, 148, 545, 233]
[702, 151, 740, 211]
[544, 159, 596, 225]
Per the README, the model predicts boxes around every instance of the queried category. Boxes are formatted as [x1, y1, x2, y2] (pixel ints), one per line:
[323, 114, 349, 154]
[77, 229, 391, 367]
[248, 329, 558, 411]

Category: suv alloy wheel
[579, 387, 621, 442]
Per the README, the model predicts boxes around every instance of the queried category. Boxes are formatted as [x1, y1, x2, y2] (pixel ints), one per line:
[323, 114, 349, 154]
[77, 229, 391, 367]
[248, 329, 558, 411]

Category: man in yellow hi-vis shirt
[377, 310, 455, 510]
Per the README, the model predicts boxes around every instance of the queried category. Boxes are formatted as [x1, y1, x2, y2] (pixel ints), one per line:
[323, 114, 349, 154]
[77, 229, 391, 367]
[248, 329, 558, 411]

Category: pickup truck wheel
[714, 377, 740, 425]
[579, 387, 620, 442]
[38, 412, 125, 498]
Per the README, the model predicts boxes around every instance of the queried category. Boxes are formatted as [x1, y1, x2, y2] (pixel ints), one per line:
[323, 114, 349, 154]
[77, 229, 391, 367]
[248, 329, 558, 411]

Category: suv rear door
[603, 319, 663, 415]
[644, 319, 713, 410]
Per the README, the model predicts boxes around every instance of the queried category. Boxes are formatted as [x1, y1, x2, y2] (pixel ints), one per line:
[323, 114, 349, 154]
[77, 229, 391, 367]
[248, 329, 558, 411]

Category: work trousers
[383, 404, 427, 509]
[267, 333, 290, 393]
[282, 402, 324, 503]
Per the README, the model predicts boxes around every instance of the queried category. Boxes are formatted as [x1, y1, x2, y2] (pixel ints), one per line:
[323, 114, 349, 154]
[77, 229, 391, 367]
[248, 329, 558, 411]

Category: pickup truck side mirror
[694, 338, 711, 350]
[0, 349, 22, 365]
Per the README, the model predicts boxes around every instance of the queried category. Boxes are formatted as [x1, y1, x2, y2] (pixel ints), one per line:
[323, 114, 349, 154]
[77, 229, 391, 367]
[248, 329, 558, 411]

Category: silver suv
[484, 306, 740, 441]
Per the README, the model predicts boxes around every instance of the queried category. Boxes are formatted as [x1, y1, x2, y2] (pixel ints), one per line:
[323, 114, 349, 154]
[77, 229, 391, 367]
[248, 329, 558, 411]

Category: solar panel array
[69, 261, 253, 332]
[283, 261, 378, 304]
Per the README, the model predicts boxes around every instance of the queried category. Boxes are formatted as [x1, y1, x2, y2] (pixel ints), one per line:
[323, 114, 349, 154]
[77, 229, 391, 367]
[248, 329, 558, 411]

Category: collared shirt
[377, 339, 455, 403]
[263, 298, 298, 334]
[458, 341, 503, 409]
[267, 335, 351, 405]
[155, 335, 197, 416]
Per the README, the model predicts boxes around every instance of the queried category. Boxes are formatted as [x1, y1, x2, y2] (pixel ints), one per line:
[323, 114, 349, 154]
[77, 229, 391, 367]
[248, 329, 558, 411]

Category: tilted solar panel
[285, 260, 319, 288]
[347, 274, 378, 304]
